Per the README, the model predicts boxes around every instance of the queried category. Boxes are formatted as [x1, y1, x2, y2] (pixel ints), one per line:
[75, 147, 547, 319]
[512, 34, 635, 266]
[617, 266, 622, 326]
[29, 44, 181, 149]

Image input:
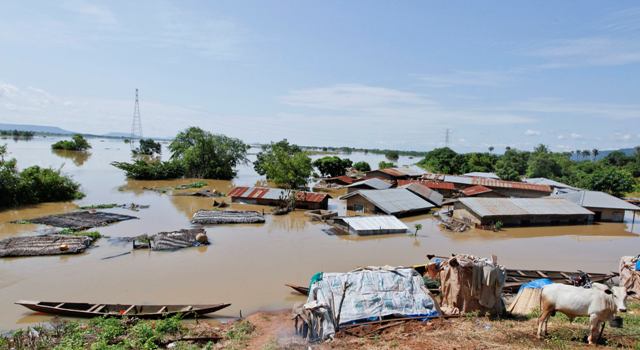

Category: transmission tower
[130, 88, 143, 150]
[444, 128, 450, 148]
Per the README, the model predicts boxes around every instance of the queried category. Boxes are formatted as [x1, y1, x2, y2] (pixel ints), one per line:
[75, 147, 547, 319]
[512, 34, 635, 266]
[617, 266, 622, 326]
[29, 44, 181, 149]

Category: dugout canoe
[15, 301, 230, 319]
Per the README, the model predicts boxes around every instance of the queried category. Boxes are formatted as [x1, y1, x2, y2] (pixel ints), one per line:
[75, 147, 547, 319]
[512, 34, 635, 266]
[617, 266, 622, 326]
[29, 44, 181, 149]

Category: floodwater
[0, 137, 638, 330]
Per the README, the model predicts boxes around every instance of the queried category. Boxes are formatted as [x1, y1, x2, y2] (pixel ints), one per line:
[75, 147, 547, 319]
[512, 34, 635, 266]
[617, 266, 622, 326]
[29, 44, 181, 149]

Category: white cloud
[602, 7, 640, 34]
[524, 129, 541, 136]
[526, 37, 640, 67]
[501, 98, 640, 120]
[557, 134, 565, 140]
[61, 0, 118, 25]
[569, 133, 583, 139]
[418, 70, 514, 87]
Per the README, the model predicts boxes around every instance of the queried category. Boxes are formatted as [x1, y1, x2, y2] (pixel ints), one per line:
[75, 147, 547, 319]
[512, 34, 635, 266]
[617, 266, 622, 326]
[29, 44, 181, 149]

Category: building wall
[453, 202, 591, 228]
[491, 188, 550, 198]
[587, 207, 626, 222]
[345, 195, 379, 214]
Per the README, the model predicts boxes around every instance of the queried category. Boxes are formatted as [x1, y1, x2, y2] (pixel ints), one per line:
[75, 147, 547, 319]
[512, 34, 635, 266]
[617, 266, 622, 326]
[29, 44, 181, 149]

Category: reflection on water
[51, 149, 91, 166]
[0, 138, 638, 330]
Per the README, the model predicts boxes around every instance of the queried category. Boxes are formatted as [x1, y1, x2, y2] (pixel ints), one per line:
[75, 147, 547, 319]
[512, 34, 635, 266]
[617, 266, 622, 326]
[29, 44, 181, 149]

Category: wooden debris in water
[174, 189, 225, 197]
[26, 211, 138, 230]
[0, 235, 93, 257]
[191, 210, 265, 224]
[304, 209, 338, 221]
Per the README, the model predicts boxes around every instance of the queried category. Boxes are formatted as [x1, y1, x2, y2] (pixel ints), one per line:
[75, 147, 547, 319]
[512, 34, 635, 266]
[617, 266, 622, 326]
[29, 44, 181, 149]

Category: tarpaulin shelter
[620, 256, 640, 298]
[436, 254, 506, 315]
[507, 278, 553, 316]
[294, 266, 440, 341]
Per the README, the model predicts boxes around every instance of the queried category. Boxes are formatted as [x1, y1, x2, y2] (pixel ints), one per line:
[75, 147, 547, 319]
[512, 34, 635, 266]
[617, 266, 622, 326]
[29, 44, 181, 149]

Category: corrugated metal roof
[345, 178, 392, 190]
[463, 172, 500, 179]
[458, 197, 594, 217]
[399, 183, 444, 206]
[344, 188, 434, 215]
[524, 177, 578, 190]
[461, 185, 493, 196]
[340, 215, 409, 232]
[425, 175, 552, 192]
[555, 190, 640, 211]
[325, 175, 358, 184]
[228, 187, 329, 203]
[371, 166, 425, 178]
[398, 179, 456, 190]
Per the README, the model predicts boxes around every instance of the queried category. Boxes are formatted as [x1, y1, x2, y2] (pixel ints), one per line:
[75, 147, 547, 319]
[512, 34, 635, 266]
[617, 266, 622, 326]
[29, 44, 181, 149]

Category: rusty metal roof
[461, 185, 493, 196]
[458, 197, 594, 217]
[397, 180, 456, 190]
[370, 166, 425, 178]
[325, 175, 358, 185]
[423, 174, 551, 193]
[228, 187, 329, 203]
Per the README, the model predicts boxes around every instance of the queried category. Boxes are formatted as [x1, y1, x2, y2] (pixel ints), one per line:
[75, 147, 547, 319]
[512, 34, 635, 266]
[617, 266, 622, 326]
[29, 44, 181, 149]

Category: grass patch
[174, 181, 207, 190]
[58, 228, 103, 240]
[225, 320, 255, 349]
[79, 203, 119, 209]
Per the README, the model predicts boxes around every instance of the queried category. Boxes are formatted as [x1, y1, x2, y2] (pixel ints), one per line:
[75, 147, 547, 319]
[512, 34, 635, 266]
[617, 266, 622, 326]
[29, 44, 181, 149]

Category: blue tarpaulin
[518, 278, 553, 292]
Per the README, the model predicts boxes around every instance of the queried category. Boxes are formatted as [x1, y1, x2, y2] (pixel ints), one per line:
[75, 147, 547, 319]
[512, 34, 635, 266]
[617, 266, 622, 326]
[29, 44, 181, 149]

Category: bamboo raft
[15, 300, 231, 319]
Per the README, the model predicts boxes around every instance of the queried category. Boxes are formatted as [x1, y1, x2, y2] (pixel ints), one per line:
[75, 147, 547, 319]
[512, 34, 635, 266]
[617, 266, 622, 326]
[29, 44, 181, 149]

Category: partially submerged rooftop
[399, 183, 444, 206]
[342, 188, 434, 216]
[457, 197, 594, 217]
[555, 190, 640, 211]
[334, 215, 409, 235]
[27, 211, 138, 230]
[344, 178, 392, 190]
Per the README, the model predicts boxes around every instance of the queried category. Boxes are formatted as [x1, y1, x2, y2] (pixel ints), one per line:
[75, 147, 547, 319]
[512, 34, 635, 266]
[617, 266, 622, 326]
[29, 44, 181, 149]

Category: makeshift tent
[294, 266, 440, 341]
[437, 254, 506, 315]
[507, 278, 553, 316]
[620, 256, 640, 298]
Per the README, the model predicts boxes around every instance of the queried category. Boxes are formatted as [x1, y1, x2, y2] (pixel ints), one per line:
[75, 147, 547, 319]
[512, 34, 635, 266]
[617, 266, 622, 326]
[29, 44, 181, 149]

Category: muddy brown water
[0, 137, 638, 330]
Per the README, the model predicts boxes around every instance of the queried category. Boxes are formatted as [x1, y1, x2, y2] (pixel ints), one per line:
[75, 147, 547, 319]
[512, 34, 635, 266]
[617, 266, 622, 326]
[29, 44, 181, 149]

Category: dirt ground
[230, 309, 640, 350]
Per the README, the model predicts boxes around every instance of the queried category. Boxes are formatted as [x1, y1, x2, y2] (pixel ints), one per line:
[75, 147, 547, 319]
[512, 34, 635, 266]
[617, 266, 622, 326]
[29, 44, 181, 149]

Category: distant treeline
[0, 130, 35, 138]
[298, 145, 426, 157]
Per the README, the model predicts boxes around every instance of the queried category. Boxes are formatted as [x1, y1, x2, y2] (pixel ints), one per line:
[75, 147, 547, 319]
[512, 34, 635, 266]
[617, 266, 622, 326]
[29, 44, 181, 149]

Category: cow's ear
[604, 289, 613, 295]
[627, 291, 636, 296]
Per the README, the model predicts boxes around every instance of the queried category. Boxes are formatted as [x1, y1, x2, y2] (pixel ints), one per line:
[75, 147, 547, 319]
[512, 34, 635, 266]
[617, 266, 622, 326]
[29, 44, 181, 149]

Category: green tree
[462, 153, 498, 173]
[526, 144, 565, 179]
[134, 139, 162, 156]
[253, 139, 313, 189]
[378, 161, 395, 169]
[602, 151, 630, 167]
[418, 147, 465, 174]
[111, 159, 185, 180]
[495, 148, 529, 180]
[169, 127, 248, 179]
[312, 156, 353, 177]
[51, 134, 91, 151]
[353, 161, 371, 172]
[584, 167, 635, 197]
[385, 151, 399, 161]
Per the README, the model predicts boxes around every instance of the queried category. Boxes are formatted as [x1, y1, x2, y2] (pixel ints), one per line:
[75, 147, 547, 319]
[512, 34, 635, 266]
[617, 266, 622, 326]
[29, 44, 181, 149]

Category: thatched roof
[151, 228, 208, 251]
[0, 235, 93, 257]
[27, 211, 138, 230]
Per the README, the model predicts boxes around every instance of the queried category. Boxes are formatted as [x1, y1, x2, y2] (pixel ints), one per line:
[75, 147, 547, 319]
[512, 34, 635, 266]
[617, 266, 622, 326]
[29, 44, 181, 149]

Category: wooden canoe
[15, 300, 230, 319]
[285, 283, 310, 295]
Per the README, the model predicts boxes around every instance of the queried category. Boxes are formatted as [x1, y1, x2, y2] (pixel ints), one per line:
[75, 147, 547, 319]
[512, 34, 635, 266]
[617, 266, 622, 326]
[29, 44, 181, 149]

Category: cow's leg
[537, 308, 553, 338]
[588, 314, 599, 345]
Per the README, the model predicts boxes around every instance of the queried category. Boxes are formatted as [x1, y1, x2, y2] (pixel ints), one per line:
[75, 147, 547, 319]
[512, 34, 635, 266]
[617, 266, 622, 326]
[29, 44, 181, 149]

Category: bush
[133, 139, 162, 156]
[312, 156, 352, 177]
[111, 160, 185, 180]
[0, 152, 84, 208]
[52, 134, 91, 151]
[353, 161, 371, 172]
[378, 161, 395, 169]
[254, 139, 312, 189]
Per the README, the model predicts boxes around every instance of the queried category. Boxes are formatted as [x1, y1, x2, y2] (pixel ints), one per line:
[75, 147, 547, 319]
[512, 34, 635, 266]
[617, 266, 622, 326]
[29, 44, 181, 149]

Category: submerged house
[555, 190, 640, 222]
[344, 178, 392, 193]
[463, 172, 500, 179]
[228, 187, 329, 210]
[424, 174, 552, 198]
[332, 215, 409, 235]
[460, 185, 503, 198]
[524, 177, 580, 195]
[365, 166, 425, 183]
[453, 197, 594, 227]
[399, 183, 444, 206]
[397, 179, 457, 198]
[341, 188, 434, 217]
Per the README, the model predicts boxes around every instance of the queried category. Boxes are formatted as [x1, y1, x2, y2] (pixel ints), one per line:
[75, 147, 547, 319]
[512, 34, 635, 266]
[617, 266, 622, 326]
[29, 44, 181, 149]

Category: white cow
[537, 283, 635, 344]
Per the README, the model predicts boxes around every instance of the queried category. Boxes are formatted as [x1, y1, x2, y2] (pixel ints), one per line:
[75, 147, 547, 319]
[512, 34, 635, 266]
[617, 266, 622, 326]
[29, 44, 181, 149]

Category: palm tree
[582, 150, 591, 160]
[414, 223, 423, 236]
[576, 149, 581, 161]
[592, 149, 599, 161]
[505, 146, 511, 151]
[488, 146, 494, 153]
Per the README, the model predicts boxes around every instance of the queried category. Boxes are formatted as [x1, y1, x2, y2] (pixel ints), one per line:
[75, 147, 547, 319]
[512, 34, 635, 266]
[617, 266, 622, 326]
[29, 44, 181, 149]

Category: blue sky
[1, 1, 639, 152]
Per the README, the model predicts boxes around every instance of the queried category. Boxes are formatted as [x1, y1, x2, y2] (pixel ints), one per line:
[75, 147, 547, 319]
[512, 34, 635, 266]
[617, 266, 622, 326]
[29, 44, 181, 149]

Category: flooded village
[0, 134, 639, 349]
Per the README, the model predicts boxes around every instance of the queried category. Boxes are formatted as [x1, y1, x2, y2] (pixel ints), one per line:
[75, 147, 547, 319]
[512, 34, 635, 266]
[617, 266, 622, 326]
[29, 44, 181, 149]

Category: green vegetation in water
[418, 145, 640, 197]
[0, 145, 84, 208]
[111, 159, 185, 180]
[254, 139, 313, 189]
[51, 134, 91, 151]
[312, 156, 352, 177]
[113, 127, 248, 180]
[297, 145, 426, 157]
[174, 181, 207, 190]
[378, 160, 395, 169]
[132, 138, 162, 156]
[353, 161, 371, 172]
[58, 228, 103, 240]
